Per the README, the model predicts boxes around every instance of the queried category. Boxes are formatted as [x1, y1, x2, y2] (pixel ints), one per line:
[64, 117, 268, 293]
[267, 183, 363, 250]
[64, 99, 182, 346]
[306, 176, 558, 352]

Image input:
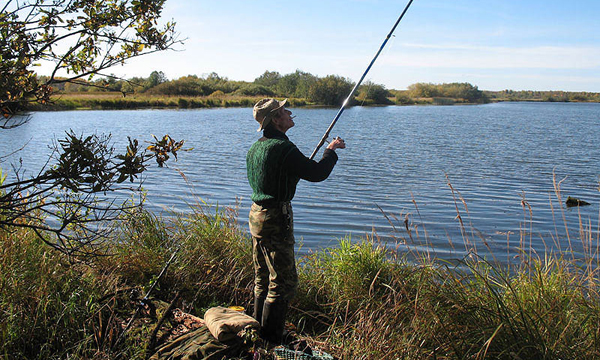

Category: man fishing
[247, 98, 346, 344]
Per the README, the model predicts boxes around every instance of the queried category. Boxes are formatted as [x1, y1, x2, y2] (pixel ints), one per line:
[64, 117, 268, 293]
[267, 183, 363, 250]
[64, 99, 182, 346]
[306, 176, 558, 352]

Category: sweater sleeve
[282, 146, 338, 182]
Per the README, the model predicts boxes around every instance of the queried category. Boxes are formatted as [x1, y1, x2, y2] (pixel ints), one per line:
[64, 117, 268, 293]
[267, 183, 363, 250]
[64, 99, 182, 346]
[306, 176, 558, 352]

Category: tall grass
[289, 175, 600, 359]
[293, 239, 600, 359]
[0, 226, 112, 359]
[0, 202, 253, 359]
[1, 178, 599, 359]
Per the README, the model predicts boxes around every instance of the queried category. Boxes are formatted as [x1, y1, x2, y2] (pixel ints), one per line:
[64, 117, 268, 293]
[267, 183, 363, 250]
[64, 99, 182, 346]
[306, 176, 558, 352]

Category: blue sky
[109, 0, 600, 91]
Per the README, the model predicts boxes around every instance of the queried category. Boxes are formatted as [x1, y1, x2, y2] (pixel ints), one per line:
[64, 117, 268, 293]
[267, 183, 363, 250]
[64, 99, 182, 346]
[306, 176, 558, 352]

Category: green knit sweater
[247, 136, 300, 203]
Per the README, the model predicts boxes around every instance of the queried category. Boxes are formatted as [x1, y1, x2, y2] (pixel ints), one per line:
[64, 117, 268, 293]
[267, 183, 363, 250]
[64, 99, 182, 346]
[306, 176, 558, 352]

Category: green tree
[308, 75, 354, 106]
[407, 82, 487, 103]
[254, 70, 281, 89]
[393, 90, 413, 105]
[408, 83, 441, 98]
[121, 76, 146, 95]
[1, 0, 180, 121]
[276, 71, 300, 97]
[145, 70, 168, 90]
[293, 71, 318, 99]
[275, 70, 317, 99]
[234, 84, 275, 97]
[148, 75, 203, 96]
[201, 72, 239, 94]
[357, 81, 392, 105]
[0, 0, 184, 255]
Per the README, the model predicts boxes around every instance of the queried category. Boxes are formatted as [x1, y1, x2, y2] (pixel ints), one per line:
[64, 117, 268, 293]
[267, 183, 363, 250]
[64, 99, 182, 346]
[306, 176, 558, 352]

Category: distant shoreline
[32, 73, 599, 112]
[27, 92, 599, 112]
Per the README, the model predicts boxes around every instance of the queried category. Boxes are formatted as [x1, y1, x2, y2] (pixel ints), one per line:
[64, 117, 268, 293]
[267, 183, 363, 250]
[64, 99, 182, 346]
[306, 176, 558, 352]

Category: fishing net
[273, 346, 334, 360]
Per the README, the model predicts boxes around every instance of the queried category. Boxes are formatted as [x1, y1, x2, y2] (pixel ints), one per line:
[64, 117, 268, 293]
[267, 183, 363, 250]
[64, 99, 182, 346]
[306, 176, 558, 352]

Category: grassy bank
[32, 92, 598, 113]
[2, 197, 600, 359]
[26, 93, 306, 111]
[27, 90, 600, 113]
[27, 92, 487, 112]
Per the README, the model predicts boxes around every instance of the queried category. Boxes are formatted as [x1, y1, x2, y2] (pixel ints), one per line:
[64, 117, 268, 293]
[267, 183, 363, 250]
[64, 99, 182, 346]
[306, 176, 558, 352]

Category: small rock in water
[566, 196, 591, 207]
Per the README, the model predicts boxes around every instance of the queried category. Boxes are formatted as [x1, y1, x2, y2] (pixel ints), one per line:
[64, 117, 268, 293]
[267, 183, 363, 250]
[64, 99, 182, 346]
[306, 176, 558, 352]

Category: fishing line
[309, 0, 415, 160]
[361, 33, 398, 107]
[359, 81, 374, 107]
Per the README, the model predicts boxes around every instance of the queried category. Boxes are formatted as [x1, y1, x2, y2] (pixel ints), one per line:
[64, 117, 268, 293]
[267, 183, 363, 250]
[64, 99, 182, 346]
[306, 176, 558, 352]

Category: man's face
[273, 107, 294, 133]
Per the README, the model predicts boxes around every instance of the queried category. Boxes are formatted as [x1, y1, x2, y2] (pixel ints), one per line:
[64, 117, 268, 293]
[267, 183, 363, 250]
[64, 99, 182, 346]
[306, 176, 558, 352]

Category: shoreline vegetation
[29, 70, 600, 112]
[2, 180, 600, 359]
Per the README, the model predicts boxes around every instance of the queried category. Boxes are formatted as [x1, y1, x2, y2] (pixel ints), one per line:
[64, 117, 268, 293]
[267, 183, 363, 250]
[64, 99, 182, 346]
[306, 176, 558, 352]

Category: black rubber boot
[253, 295, 266, 323]
[260, 300, 288, 345]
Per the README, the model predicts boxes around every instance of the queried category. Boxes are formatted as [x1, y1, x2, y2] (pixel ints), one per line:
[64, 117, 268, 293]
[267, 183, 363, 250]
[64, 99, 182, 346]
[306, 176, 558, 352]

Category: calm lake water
[1, 102, 599, 262]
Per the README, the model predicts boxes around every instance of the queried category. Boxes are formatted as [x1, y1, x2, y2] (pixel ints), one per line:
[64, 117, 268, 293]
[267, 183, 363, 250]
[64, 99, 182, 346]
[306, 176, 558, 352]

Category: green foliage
[356, 81, 393, 105]
[0, 4, 41, 118]
[300, 237, 392, 311]
[234, 84, 275, 97]
[0, 131, 185, 256]
[2, 193, 600, 359]
[408, 82, 488, 103]
[209, 90, 225, 97]
[275, 71, 301, 97]
[49, 132, 140, 192]
[107, 203, 253, 314]
[254, 70, 282, 88]
[147, 73, 241, 97]
[392, 90, 414, 105]
[308, 75, 354, 106]
[292, 71, 318, 99]
[1, 0, 180, 119]
[177, 97, 189, 108]
[146, 134, 186, 168]
[146, 71, 168, 90]
[485, 89, 600, 102]
[0, 200, 254, 358]
[274, 70, 318, 99]
[147, 75, 203, 96]
[32, 62, 600, 107]
[0, 227, 110, 359]
[61, 68, 600, 107]
[297, 241, 600, 359]
[433, 97, 455, 105]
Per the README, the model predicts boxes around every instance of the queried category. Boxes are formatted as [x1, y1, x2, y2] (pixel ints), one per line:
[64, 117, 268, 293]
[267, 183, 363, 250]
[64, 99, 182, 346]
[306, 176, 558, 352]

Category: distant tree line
[43, 71, 600, 107]
[485, 89, 600, 103]
[44, 70, 396, 106]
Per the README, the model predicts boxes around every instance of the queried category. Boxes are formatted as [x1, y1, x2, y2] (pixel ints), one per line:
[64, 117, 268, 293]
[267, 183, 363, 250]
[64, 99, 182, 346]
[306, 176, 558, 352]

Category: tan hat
[253, 98, 287, 131]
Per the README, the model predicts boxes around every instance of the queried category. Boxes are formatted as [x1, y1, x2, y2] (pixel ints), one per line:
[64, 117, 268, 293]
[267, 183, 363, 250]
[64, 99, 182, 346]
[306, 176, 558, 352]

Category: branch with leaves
[0, 0, 181, 120]
[0, 131, 187, 257]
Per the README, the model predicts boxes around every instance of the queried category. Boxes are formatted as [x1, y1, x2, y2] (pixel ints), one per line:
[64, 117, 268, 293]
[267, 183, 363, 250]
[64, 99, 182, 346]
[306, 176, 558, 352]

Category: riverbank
[2, 199, 599, 359]
[26, 92, 479, 111]
[26, 91, 600, 113]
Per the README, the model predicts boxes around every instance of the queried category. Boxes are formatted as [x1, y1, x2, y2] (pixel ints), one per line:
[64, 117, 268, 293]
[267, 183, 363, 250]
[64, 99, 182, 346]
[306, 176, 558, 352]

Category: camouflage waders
[249, 201, 298, 303]
[249, 201, 297, 343]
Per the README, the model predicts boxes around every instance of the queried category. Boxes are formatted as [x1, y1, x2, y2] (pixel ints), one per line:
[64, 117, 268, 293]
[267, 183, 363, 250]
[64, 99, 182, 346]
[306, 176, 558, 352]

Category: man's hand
[327, 137, 346, 150]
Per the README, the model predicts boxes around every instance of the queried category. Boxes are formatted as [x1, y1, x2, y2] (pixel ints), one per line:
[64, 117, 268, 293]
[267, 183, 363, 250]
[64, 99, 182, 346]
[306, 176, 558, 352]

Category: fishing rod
[309, 0, 415, 160]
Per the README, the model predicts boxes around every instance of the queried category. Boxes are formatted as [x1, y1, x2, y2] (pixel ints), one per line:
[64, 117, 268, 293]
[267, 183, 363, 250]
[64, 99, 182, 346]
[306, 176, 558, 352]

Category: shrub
[308, 75, 354, 106]
[357, 81, 393, 105]
[234, 84, 275, 97]
[178, 98, 189, 108]
[209, 90, 225, 98]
